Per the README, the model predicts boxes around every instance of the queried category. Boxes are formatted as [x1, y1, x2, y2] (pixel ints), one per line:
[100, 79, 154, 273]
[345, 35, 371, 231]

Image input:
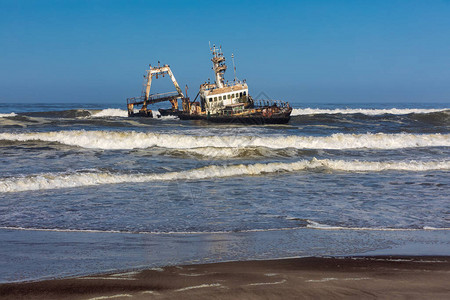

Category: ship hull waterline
[178, 113, 291, 124]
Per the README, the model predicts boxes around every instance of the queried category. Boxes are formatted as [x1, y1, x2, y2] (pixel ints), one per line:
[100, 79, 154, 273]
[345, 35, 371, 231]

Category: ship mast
[210, 44, 227, 88]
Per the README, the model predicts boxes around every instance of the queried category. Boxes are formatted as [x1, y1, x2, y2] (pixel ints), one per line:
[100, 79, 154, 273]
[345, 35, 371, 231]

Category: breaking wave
[89, 108, 128, 118]
[0, 112, 17, 118]
[172, 147, 298, 159]
[86, 109, 166, 118]
[0, 158, 448, 193]
[0, 131, 449, 151]
[291, 108, 449, 116]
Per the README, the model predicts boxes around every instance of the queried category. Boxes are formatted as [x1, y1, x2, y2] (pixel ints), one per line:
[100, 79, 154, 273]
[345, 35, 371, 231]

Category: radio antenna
[231, 53, 237, 82]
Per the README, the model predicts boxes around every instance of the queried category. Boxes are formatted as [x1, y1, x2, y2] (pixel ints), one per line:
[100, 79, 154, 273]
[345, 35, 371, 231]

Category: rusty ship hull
[179, 108, 292, 124]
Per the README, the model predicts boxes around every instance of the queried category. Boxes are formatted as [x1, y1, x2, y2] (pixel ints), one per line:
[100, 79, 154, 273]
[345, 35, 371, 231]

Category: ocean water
[0, 102, 449, 282]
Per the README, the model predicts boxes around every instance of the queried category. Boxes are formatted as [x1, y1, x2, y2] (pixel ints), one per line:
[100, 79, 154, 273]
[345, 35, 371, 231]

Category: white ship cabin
[200, 82, 248, 114]
[196, 44, 250, 115]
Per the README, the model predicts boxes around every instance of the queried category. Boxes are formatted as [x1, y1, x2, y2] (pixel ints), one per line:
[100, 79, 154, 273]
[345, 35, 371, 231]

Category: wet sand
[0, 256, 449, 299]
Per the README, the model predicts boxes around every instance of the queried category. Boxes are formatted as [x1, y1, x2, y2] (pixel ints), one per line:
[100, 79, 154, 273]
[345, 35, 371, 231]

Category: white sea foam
[151, 110, 160, 118]
[0, 158, 448, 193]
[90, 109, 128, 118]
[306, 277, 370, 282]
[87, 294, 132, 300]
[246, 279, 286, 286]
[180, 147, 246, 158]
[0, 226, 307, 234]
[306, 220, 345, 230]
[305, 220, 450, 231]
[0, 112, 17, 118]
[175, 283, 223, 292]
[0, 225, 450, 234]
[79, 277, 136, 281]
[306, 278, 338, 282]
[158, 115, 178, 120]
[88, 108, 175, 119]
[1, 223, 448, 234]
[291, 108, 449, 116]
[0, 130, 448, 151]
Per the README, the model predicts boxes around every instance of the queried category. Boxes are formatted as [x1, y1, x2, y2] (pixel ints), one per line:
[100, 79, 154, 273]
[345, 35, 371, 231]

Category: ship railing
[253, 99, 290, 108]
[218, 108, 245, 116]
[147, 91, 181, 101]
[127, 91, 181, 105]
[127, 96, 145, 105]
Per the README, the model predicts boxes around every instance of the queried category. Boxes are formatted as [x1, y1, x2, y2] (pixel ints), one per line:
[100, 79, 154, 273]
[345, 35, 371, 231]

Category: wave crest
[89, 109, 128, 118]
[0, 112, 17, 118]
[0, 131, 448, 151]
[0, 159, 448, 193]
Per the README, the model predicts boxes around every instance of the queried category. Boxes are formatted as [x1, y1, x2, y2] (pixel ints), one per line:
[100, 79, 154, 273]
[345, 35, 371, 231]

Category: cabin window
[209, 98, 212, 102]
[236, 93, 239, 97]
[231, 94, 234, 98]
[219, 96, 222, 100]
[214, 97, 217, 101]
[227, 94, 231, 99]
[240, 92, 242, 97]
[243, 91, 247, 96]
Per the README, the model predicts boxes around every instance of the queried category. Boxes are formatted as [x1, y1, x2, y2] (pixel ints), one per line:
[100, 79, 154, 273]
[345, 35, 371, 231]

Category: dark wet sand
[1, 256, 449, 299]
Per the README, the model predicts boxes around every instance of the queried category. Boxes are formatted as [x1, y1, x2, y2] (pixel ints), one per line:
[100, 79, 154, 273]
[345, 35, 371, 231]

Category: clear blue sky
[1, 0, 449, 104]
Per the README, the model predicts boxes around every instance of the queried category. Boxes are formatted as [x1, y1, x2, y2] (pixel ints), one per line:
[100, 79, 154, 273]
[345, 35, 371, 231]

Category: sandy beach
[1, 256, 448, 299]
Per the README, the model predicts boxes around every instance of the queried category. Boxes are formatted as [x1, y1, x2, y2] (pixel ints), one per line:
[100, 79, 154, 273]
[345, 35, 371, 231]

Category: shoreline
[1, 255, 449, 299]
[1, 227, 449, 285]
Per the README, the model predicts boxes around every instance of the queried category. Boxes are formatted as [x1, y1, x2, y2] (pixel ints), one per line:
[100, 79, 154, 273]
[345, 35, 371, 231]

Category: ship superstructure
[196, 45, 251, 115]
